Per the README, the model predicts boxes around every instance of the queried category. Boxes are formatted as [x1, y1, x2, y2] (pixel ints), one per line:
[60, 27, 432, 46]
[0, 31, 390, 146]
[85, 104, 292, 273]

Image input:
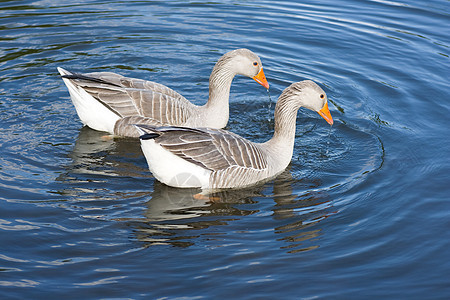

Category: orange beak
[318, 102, 333, 125]
[252, 68, 269, 89]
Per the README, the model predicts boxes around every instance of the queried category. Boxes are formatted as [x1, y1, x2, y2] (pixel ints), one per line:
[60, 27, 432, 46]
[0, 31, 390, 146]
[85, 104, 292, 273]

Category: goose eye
[253, 61, 258, 66]
[320, 94, 325, 99]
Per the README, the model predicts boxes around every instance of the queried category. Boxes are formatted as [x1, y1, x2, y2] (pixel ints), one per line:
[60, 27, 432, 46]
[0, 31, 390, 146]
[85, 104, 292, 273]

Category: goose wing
[59, 69, 194, 124]
[137, 125, 268, 172]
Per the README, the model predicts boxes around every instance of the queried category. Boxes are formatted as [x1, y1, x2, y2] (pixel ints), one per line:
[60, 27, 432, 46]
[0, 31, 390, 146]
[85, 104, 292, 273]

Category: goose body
[58, 49, 269, 137]
[137, 80, 334, 190]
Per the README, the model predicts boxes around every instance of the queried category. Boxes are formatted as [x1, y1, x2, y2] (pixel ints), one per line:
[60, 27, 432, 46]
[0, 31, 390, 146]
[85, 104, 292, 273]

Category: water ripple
[0, 0, 448, 298]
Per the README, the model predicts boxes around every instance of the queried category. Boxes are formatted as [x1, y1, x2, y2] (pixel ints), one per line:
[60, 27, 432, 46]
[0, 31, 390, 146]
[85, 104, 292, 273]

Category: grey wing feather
[84, 71, 185, 99]
[114, 116, 165, 138]
[125, 89, 192, 124]
[64, 71, 194, 123]
[150, 127, 268, 172]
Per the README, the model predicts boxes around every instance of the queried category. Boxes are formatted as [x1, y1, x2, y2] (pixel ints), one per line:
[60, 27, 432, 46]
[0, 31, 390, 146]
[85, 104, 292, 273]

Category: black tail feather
[61, 73, 121, 87]
[134, 124, 160, 140]
[140, 133, 160, 140]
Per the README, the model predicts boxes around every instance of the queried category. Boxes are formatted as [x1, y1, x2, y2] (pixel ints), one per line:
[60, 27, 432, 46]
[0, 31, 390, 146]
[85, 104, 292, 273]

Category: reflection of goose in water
[133, 180, 263, 247]
[272, 169, 335, 253]
[63, 126, 148, 177]
[144, 180, 211, 222]
[54, 127, 151, 203]
[133, 167, 334, 252]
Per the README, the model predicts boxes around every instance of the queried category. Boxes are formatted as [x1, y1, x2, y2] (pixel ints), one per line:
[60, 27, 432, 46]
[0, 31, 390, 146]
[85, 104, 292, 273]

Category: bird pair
[59, 48, 333, 191]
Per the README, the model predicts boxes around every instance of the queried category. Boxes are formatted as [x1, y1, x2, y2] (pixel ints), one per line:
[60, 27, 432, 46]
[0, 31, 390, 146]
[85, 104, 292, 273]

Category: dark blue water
[1, 0, 449, 298]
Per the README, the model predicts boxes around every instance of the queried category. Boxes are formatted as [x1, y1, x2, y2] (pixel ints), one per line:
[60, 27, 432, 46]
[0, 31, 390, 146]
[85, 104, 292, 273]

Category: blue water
[1, 0, 449, 298]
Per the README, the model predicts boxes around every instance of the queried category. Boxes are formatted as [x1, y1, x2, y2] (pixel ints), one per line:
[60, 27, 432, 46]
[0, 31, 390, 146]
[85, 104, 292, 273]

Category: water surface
[0, 0, 449, 299]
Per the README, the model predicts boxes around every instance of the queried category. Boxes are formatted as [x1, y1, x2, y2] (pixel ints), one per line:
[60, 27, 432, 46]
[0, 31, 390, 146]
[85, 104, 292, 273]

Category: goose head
[279, 80, 333, 125]
[213, 48, 269, 89]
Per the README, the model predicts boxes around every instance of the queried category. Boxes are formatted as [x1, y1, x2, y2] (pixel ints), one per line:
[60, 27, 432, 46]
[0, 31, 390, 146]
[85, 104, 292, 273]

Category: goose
[135, 80, 334, 190]
[57, 49, 269, 137]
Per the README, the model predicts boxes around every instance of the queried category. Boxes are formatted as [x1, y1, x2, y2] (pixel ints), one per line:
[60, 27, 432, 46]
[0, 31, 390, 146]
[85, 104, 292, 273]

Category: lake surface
[1, 0, 449, 298]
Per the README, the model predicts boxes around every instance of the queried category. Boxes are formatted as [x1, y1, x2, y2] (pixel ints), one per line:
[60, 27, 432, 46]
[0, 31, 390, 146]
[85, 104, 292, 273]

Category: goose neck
[265, 97, 300, 157]
[206, 65, 235, 107]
